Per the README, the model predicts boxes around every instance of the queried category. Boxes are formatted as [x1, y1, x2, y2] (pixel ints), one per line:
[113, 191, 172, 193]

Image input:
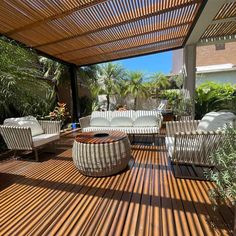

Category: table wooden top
[75, 131, 127, 144]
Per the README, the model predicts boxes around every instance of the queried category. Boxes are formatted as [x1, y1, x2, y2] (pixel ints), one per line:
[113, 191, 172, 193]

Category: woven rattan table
[72, 131, 131, 177]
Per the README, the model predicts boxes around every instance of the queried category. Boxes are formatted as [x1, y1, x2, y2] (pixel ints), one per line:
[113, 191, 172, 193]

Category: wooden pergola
[0, 0, 236, 119]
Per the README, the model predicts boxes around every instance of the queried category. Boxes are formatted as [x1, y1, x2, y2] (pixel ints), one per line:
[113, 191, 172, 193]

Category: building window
[215, 43, 225, 50]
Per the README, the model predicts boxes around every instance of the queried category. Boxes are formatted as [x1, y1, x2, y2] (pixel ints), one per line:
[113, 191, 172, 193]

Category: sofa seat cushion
[82, 126, 160, 134]
[90, 117, 110, 127]
[4, 116, 44, 136]
[33, 133, 60, 147]
[197, 111, 235, 132]
[110, 117, 133, 127]
[133, 115, 158, 127]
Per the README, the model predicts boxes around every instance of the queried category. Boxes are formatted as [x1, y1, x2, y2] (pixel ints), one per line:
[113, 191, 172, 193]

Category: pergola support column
[69, 64, 80, 122]
[183, 44, 196, 98]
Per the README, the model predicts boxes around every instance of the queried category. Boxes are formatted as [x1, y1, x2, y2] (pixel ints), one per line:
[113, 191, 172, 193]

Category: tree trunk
[134, 97, 137, 110]
[107, 94, 110, 111]
[234, 205, 236, 236]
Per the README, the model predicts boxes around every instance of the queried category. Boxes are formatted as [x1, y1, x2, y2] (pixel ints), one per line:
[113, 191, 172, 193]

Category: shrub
[159, 90, 181, 109]
[206, 125, 236, 205]
[195, 82, 236, 119]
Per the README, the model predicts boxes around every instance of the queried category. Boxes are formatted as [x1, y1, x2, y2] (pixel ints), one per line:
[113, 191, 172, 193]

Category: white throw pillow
[197, 112, 236, 131]
[90, 117, 110, 127]
[133, 116, 157, 127]
[110, 117, 133, 127]
[4, 116, 44, 136]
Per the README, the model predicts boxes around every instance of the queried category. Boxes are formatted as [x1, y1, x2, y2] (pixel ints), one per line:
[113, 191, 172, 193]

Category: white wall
[196, 70, 236, 87]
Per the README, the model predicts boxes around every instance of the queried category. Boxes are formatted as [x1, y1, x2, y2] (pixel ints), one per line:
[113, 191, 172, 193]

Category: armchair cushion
[4, 116, 44, 137]
[33, 133, 60, 147]
[197, 112, 235, 132]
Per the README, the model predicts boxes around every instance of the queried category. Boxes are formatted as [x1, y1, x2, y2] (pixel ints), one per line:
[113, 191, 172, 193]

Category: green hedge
[195, 82, 236, 119]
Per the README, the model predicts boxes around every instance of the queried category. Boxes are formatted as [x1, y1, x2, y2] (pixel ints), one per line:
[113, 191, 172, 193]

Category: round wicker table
[72, 131, 131, 177]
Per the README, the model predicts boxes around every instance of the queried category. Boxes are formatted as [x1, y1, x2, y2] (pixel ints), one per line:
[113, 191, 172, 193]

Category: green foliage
[150, 72, 170, 90]
[0, 37, 55, 122]
[99, 63, 126, 110]
[80, 96, 93, 116]
[173, 96, 194, 117]
[195, 82, 236, 119]
[170, 74, 184, 89]
[159, 90, 180, 108]
[125, 71, 150, 110]
[206, 126, 236, 204]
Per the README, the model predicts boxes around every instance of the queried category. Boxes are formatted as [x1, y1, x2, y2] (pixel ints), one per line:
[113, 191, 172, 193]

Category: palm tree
[125, 72, 150, 110]
[99, 63, 125, 110]
[151, 72, 170, 90]
[150, 72, 170, 100]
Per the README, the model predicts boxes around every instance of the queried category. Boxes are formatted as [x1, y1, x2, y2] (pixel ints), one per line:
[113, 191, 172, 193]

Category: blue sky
[115, 51, 173, 75]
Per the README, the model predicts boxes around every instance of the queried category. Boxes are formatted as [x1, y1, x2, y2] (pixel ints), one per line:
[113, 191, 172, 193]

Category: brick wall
[196, 42, 236, 66]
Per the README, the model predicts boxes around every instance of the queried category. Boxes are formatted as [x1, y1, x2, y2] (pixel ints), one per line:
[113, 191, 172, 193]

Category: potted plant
[206, 125, 236, 234]
[48, 102, 70, 128]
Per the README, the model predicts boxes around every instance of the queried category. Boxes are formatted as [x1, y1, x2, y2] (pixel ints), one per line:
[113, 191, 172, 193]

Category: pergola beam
[186, 0, 227, 45]
[213, 16, 236, 24]
[79, 45, 183, 67]
[198, 34, 236, 46]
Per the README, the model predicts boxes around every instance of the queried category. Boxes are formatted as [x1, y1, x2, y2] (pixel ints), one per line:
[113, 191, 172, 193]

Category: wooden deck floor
[0, 131, 234, 236]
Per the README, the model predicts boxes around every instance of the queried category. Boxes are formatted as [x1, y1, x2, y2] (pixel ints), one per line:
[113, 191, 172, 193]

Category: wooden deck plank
[0, 132, 234, 236]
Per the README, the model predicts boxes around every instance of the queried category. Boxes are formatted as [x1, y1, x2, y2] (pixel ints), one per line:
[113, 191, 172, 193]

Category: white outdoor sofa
[79, 110, 163, 141]
[165, 111, 236, 167]
[0, 116, 61, 161]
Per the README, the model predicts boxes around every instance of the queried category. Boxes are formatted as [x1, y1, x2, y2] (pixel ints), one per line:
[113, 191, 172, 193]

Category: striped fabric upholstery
[0, 126, 33, 150]
[136, 110, 162, 118]
[0, 119, 61, 152]
[165, 120, 224, 165]
[72, 134, 131, 177]
[91, 111, 112, 121]
[111, 110, 135, 120]
[83, 126, 160, 134]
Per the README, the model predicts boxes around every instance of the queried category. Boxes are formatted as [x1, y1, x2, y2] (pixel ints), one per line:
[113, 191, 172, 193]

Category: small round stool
[72, 131, 131, 177]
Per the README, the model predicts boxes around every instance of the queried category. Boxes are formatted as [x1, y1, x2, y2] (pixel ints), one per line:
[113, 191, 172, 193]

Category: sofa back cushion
[136, 110, 161, 118]
[91, 111, 112, 121]
[4, 116, 44, 136]
[110, 117, 133, 127]
[111, 110, 135, 120]
[90, 117, 110, 127]
[133, 115, 158, 127]
[197, 111, 236, 131]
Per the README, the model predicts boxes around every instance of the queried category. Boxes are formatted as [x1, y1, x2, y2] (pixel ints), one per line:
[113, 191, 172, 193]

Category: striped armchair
[165, 120, 225, 166]
[0, 117, 61, 161]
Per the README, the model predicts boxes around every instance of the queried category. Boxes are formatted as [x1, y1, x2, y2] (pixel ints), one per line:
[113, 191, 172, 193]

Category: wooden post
[69, 64, 80, 122]
[183, 44, 196, 98]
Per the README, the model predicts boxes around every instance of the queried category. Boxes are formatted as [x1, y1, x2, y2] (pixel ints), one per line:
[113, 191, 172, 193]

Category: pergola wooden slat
[0, 0, 204, 66]
[200, 2, 236, 44]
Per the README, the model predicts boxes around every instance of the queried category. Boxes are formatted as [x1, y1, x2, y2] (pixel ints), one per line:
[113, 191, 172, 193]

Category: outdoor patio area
[0, 131, 234, 236]
[0, 0, 235, 235]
